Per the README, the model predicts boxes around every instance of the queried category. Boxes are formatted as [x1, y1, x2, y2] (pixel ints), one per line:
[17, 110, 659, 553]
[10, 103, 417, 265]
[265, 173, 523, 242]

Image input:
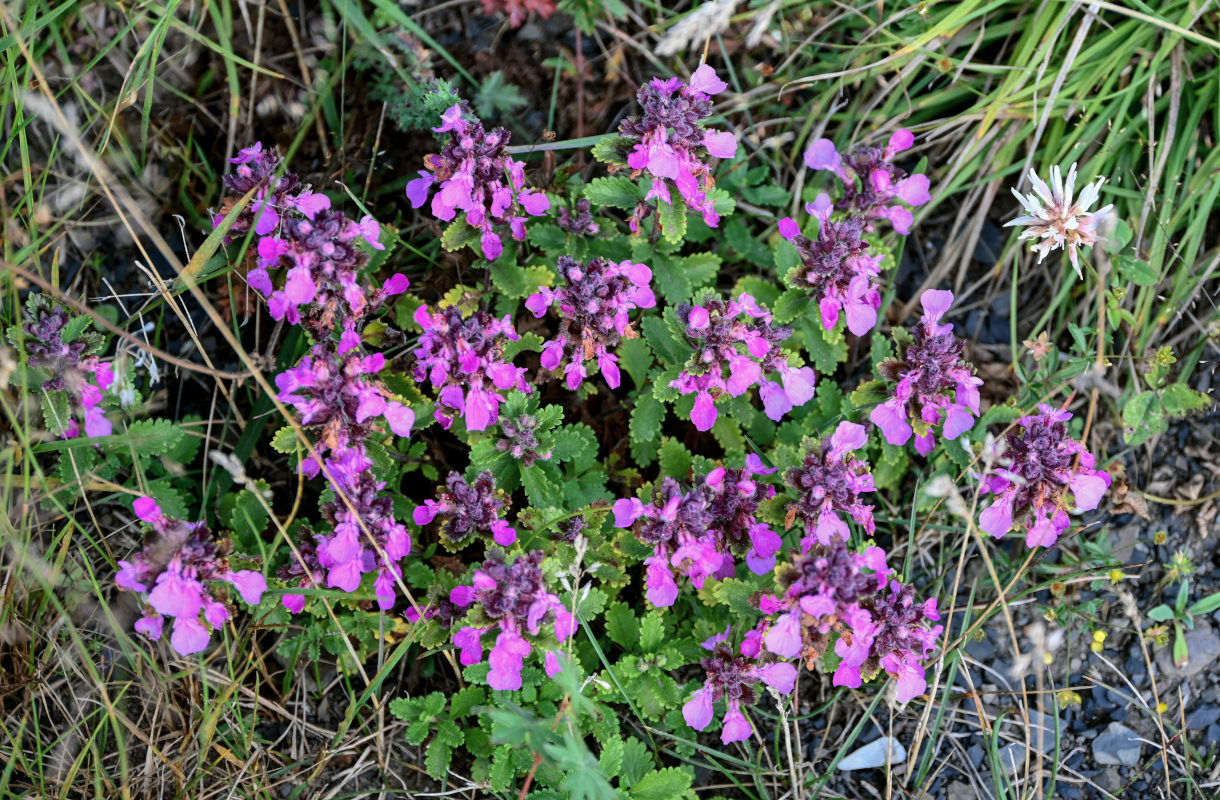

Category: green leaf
[604, 602, 639, 650]
[424, 740, 454, 780]
[1161, 383, 1212, 416]
[677, 253, 721, 290]
[640, 314, 688, 365]
[449, 686, 485, 718]
[440, 219, 480, 252]
[1122, 390, 1167, 446]
[597, 734, 624, 777]
[773, 238, 801, 273]
[405, 719, 433, 745]
[657, 199, 687, 244]
[629, 394, 665, 445]
[772, 288, 809, 325]
[1188, 590, 1220, 617]
[553, 424, 598, 473]
[585, 176, 642, 209]
[725, 217, 771, 267]
[617, 338, 654, 390]
[631, 767, 693, 800]
[120, 418, 186, 458]
[489, 256, 529, 297]
[590, 135, 631, 166]
[1114, 254, 1160, 286]
[1147, 605, 1175, 622]
[39, 390, 72, 437]
[742, 184, 790, 207]
[521, 461, 566, 508]
[619, 737, 654, 786]
[652, 260, 692, 306]
[657, 437, 692, 480]
[502, 331, 545, 360]
[639, 611, 665, 652]
[221, 482, 271, 545]
[711, 578, 759, 615]
[1173, 625, 1189, 668]
[711, 415, 746, 455]
[802, 318, 848, 373]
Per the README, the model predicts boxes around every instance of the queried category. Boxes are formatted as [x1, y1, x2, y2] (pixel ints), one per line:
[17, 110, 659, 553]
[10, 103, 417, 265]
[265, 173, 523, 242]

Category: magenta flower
[804, 129, 930, 234]
[978, 404, 1110, 549]
[617, 64, 737, 231]
[412, 304, 530, 432]
[525, 256, 655, 390]
[22, 299, 114, 439]
[215, 141, 326, 238]
[760, 542, 941, 702]
[312, 448, 413, 609]
[275, 341, 415, 477]
[669, 292, 816, 432]
[777, 194, 884, 336]
[448, 550, 575, 691]
[253, 208, 405, 335]
[870, 290, 983, 455]
[614, 456, 781, 606]
[116, 498, 266, 655]
[413, 471, 517, 549]
[784, 421, 875, 550]
[682, 627, 797, 744]
[405, 104, 550, 261]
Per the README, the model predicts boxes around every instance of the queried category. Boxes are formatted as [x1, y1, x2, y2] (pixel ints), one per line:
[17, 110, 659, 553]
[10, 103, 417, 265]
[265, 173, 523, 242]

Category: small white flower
[1006, 163, 1113, 276]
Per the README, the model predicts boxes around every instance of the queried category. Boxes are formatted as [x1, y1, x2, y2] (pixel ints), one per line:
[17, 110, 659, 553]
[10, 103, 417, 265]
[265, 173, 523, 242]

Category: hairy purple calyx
[414, 470, 517, 550]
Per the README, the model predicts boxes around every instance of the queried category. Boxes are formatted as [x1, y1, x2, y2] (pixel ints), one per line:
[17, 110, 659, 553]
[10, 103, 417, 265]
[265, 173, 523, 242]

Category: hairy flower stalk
[670, 292, 816, 432]
[414, 471, 517, 550]
[870, 290, 983, 455]
[785, 422, 875, 550]
[20, 298, 114, 439]
[525, 256, 656, 390]
[978, 404, 1110, 549]
[406, 105, 550, 260]
[412, 303, 530, 431]
[116, 498, 266, 654]
[778, 195, 884, 336]
[682, 627, 797, 743]
[449, 550, 576, 690]
[613, 455, 783, 606]
[1006, 163, 1113, 276]
[617, 65, 737, 232]
[760, 541, 941, 703]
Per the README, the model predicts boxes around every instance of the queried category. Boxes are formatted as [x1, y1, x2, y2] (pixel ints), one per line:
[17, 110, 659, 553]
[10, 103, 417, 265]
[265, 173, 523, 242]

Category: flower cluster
[780, 130, 930, 337]
[555, 198, 599, 236]
[116, 498, 266, 655]
[406, 105, 550, 260]
[495, 412, 550, 467]
[414, 471, 517, 549]
[613, 455, 782, 607]
[525, 256, 655, 389]
[275, 341, 415, 477]
[778, 195, 883, 336]
[683, 627, 797, 743]
[412, 303, 530, 431]
[978, 405, 1110, 548]
[784, 422, 875, 550]
[449, 550, 576, 690]
[1006, 163, 1113, 276]
[761, 541, 941, 703]
[870, 290, 983, 455]
[617, 65, 737, 231]
[804, 129, 931, 234]
[669, 293, 816, 432]
[218, 142, 408, 336]
[20, 299, 113, 439]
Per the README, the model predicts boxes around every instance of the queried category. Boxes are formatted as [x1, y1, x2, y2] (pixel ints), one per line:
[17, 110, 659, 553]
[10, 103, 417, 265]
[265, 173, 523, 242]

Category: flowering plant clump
[406, 105, 550, 260]
[1006, 163, 1113, 275]
[413, 470, 517, 549]
[614, 455, 784, 606]
[978, 404, 1111, 548]
[616, 64, 737, 231]
[777, 195, 884, 336]
[760, 541, 941, 702]
[275, 341, 415, 477]
[525, 256, 656, 389]
[870, 289, 983, 455]
[804, 129, 931, 234]
[682, 627, 797, 743]
[116, 498, 266, 655]
[670, 292, 816, 431]
[785, 422, 876, 550]
[412, 303, 530, 431]
[449, 550, 576, 690]
[16, 296, 114, 438]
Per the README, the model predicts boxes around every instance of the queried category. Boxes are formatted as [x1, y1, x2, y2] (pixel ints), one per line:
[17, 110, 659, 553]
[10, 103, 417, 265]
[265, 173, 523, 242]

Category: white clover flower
[1006, 163, 1113, 276]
